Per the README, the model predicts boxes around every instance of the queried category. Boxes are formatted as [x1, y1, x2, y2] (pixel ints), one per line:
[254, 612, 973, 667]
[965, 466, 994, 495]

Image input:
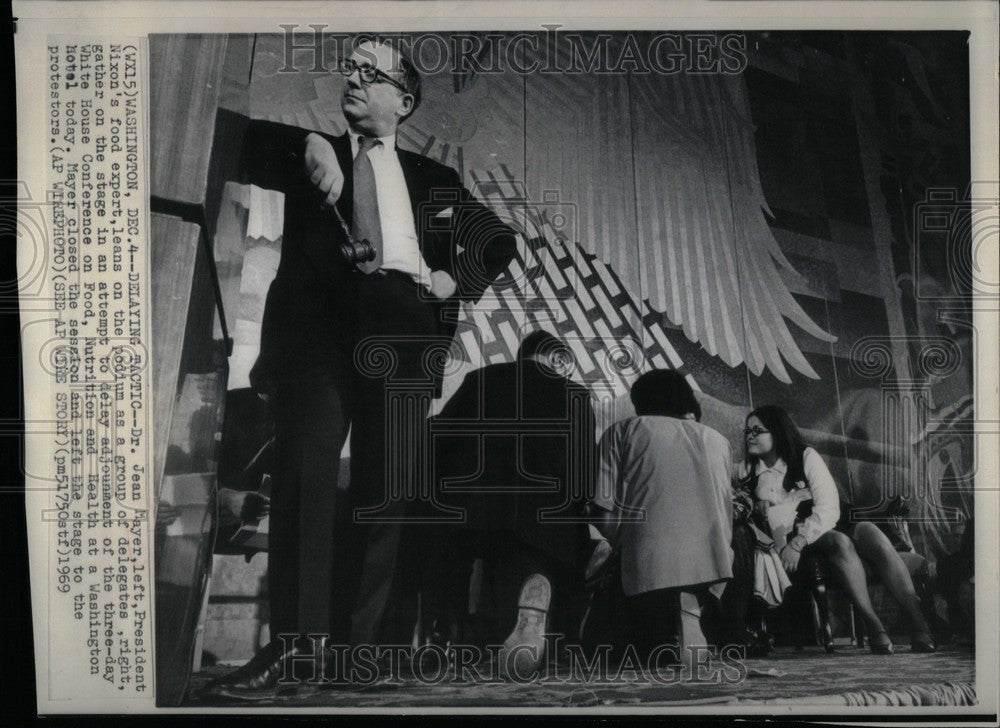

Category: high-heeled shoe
[910, 632, 937, 653]
[869, 630, 894, 655]
[745, 627, 773, 658]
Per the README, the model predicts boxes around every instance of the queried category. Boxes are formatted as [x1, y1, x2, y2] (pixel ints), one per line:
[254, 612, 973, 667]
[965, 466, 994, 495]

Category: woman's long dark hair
[744, 405, 808, 491]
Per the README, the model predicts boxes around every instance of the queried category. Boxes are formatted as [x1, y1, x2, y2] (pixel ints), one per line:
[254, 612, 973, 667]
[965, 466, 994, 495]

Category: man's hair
[354, 35, 422, 120]
[629, 369, 701, 420]
[517, 330, 563, 362]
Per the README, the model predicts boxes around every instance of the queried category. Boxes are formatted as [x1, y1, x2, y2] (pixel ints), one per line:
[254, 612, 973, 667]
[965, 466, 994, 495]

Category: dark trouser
[713, 521, 755, 648]
[624, 588, 682, 661]
[347, 271, 440, 646]
[624, 585, 718, 663]
[425, 529, 583, 647]
[269, 368, 352, 640]
[268, 270, 439, 647]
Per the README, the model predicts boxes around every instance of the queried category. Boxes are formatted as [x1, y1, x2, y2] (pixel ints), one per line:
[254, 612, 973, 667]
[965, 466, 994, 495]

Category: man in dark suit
[210, 37, 516, 691]
[423, 331, 597, 676]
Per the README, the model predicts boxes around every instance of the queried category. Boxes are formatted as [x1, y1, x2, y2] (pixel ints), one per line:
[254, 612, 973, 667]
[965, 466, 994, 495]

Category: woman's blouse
[738, 447, 840, 546]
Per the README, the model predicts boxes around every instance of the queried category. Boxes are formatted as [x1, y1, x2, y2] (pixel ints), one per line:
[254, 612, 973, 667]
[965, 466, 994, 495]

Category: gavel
[331, 206, 377, 266]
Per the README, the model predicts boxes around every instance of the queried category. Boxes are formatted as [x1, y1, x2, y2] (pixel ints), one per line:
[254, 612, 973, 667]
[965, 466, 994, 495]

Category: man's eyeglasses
[338, 58, 409, 94]
[744, 426, 770, 438]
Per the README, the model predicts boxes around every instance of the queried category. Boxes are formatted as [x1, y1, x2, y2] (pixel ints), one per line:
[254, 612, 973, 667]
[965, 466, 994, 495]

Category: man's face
[341, 41, 412, 133]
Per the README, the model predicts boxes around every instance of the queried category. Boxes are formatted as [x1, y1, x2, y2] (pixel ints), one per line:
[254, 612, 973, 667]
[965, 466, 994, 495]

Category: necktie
[352, 136, 383, 274]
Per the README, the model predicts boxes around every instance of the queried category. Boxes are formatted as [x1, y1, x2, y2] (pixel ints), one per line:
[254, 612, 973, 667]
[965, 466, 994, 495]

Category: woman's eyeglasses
[337, 58, 408, 94]
[744, 426, 770, 438]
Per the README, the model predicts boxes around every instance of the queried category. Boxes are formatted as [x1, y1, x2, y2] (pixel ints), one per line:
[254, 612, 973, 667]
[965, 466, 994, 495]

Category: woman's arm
[796, 447, 842, 545]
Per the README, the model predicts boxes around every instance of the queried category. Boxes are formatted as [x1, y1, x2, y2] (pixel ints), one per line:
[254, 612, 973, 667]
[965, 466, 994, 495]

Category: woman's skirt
[749, 523, 793, 607]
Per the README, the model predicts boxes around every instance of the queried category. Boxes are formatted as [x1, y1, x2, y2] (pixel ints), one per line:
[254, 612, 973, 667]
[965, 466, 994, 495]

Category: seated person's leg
[811, 529, 892, 653]
[851, 521, 934, 651]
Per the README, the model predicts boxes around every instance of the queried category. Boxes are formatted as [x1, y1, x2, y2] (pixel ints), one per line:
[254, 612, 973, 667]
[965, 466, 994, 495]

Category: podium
[149, 34, 253, 706]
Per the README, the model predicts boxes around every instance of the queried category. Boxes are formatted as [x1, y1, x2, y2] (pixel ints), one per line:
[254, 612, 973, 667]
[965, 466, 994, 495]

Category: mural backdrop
[220, 32, 973, 558]
[149, 31, 976, 683]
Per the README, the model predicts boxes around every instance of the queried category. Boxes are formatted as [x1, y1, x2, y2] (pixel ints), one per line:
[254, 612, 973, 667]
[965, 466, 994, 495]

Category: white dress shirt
[737, 447, 841, 546]
[348, 130, 432, 290]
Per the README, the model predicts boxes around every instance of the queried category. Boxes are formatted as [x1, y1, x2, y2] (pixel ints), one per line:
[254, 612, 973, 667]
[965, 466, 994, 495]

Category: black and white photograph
[145, 24, 986, 709]
[9, 1, 998, 719]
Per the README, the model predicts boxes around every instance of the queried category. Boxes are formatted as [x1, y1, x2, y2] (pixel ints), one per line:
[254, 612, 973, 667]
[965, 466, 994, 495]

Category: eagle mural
[238, 32, 836, 400]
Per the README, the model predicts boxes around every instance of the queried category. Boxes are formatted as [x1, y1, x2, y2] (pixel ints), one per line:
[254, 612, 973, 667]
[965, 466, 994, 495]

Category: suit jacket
[240, 118, 517, 390]
[431, 360, 598, 567]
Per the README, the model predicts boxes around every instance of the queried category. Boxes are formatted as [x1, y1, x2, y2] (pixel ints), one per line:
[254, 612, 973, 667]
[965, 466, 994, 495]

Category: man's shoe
[498, 573, 551, 681]
[203, 640, 299, 695]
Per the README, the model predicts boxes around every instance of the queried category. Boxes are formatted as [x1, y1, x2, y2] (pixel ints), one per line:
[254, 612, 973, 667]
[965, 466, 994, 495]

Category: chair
[785, 548, 848, 652]
[783, 535, 937, 652]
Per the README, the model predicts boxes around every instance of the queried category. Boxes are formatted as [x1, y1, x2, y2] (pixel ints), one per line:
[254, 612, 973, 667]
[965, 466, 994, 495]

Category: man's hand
[428, 269, 457, 300]
[753, 499, 770, 520]
[155, 503, 180, 528]
[304, 132, 343, 208]
[779, 543, 802, 574]
[240, 491, 271, 522]
[584, 539, 613, 584]
[583, 502, 618, 544]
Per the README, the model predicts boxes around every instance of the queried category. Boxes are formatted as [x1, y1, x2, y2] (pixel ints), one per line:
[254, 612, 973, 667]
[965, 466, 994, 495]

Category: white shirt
[348, 130, 431, 290]
[737, 447, 841, 546]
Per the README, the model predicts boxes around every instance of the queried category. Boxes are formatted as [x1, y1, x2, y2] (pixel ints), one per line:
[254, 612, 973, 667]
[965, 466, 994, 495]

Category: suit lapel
[329, 132, 355, 225]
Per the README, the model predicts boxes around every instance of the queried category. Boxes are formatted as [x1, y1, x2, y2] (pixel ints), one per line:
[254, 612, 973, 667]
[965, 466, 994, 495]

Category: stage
[190, 645, 976, 708]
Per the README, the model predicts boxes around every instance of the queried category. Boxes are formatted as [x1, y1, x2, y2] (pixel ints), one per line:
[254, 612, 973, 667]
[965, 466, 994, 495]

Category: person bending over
[590, 370, 733, 673]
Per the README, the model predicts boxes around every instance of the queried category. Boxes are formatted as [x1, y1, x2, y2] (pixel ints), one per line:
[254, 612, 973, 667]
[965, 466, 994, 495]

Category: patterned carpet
[187, 645, 975, 708]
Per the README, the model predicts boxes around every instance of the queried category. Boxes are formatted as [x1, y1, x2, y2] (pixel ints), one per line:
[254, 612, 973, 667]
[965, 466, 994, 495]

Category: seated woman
[737, 405, 902, 654]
